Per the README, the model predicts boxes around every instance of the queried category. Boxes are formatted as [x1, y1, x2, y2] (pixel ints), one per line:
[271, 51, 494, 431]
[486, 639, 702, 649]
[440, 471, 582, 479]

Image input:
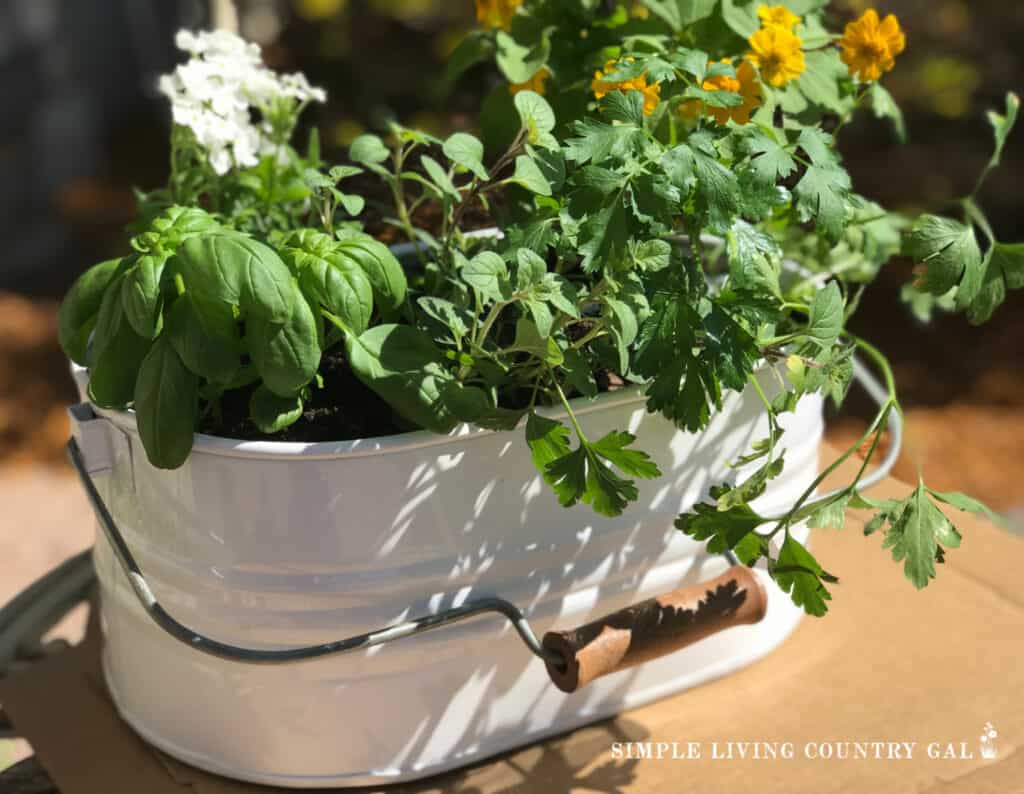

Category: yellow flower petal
[839, 8, 906, 82]
[474, 0, 522, 31]
[747, 26, 805, 87]
[757, 4, 800, 31]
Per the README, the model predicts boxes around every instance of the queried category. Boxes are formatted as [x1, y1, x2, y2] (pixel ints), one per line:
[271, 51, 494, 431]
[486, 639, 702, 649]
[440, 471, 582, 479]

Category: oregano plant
[60, 10, 1020, 617]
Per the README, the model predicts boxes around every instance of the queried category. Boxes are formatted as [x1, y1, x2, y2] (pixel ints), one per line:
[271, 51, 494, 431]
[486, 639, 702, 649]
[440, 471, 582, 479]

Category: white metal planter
[65, 359, 845, 788]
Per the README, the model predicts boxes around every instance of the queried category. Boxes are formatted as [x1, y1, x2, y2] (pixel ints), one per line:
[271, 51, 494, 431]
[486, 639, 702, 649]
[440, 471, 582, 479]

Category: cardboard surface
[2, 468, 1023, 794]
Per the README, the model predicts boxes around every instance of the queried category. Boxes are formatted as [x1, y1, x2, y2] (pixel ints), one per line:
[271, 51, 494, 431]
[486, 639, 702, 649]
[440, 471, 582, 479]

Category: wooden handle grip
[542, 565, 767, 693]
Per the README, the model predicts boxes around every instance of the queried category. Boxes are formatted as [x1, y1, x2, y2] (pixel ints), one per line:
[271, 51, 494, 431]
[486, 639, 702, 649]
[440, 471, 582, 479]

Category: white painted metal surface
[69, 364, 822, 788]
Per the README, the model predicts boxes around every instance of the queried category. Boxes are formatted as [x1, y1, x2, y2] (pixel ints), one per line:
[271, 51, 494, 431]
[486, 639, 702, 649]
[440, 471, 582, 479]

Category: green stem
[550, 370, 588, 442]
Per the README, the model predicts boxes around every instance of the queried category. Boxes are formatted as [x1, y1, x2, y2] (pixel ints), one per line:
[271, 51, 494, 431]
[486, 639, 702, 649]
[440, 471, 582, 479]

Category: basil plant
[60, 9, 1019, 616]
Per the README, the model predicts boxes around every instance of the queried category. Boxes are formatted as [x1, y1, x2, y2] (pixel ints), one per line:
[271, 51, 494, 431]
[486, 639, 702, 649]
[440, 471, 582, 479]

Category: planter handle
[542, 566, 767, 693]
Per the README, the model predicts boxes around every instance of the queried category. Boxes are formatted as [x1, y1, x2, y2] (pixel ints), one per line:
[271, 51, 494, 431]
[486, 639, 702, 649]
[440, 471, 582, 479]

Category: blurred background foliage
[0, 0, 1020, 513]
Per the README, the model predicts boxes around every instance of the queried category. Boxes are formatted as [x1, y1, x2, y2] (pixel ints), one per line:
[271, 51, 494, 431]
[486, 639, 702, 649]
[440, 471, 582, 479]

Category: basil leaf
[335, 234, 407, 314]
[87, 324, 150, 409]
[58, 257, 126, 365]
[249, 386, 304, 433]
[178, 233, 294, 324]
[121, 253, 168, 339]
[346, 324, 458, 434]
[134, 337, 199, 469]
[247, 281, 321, 397]
[166, 294, 241, 384]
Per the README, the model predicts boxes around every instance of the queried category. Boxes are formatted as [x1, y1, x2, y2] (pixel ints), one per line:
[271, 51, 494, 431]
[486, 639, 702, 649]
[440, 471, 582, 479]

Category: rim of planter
[79, 367, 674, 461]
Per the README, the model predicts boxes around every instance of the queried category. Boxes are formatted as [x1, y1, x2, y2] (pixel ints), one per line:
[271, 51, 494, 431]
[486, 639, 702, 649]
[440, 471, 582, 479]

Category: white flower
[159, 29, 326, 176]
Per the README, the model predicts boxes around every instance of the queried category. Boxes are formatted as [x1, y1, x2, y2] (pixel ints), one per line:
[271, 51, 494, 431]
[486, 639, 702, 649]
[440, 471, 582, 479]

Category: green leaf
[526, 412, 572, 484]
[246, 281, 321, 397]
[445, 30, 495, 81]
[772, 532, 835, 617]
[87, 323, 150, 409]
[540, 273, 581, 317]
[421, 155, 461, 202]
[90, 274, 127, 362]
[349, 134, 391, 170]
[983, 92, 1020, 176]
[795, 164, 850, 244]
[807, 494, 850, 530]
[678, 0, 719, 24]
[675, 502, 766, 553]
[544, 430, 657, 517]
[703, 303, 759, 391]
[742, 129, 797, 185]
[967, 242, 1024, 325]
[590, 431, 661, 479]
[461, 251, 511, 303]
[281, 230, 376, 334]
[797, 50, 848, 113]
[165, 293, 240, 384]
[120, 253, 167, 339]
[882, 482, 957, 589]
[727, 219, 782, 296]
[495, 29, 550, 84]
[346, 324, 459, 433]
[643, 0, 682, 29]
[721, 0, 759, 37]
[903, 215, 982, 296]
[632, 239, 672, 271]
[791, 130, 850, 244]
[511, 154, 553, 196]
[418, 296, 471, 343]
[565, 119, 626, 165]
[512, 317, 563, 364]
[803, 281, 843, 350]
[514, 90, 556, 146]
[515, 248, 547, 291]
[601, 90, 646, 126]
[928, 488, 1005, 527]
[249, 386, 304, 433]
[134, 337, 199, 469]
[335, 233, 408, 314]
[666, 134, 742, 234]
[443, 132, 489, 181]
[869, 82, 907, 143]
[439, 382, 525, 431]
[58, 258, 125, 364]
[178, 233, 294, 324]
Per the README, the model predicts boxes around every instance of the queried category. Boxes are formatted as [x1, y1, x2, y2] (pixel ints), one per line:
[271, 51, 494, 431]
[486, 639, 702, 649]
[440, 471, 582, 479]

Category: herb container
[70, 361, 821, 788]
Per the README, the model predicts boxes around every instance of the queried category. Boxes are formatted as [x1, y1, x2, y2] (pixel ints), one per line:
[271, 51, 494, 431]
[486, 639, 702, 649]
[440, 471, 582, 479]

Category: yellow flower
[592, 58, 662, 116]
[757, 4, 800, 31]
[702, 60, 763, 125]
[630, 2, 650, 19]
[510, 67, 551, 96]
[839, 9, 906, 82]
[747, 25, 805, 87]
[474, 0, 522, 31]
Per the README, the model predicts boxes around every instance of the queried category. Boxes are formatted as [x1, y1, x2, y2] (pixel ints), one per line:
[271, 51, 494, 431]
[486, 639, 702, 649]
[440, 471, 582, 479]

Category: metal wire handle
[66, 437, 564, 667]
[60, 358, 899, 668]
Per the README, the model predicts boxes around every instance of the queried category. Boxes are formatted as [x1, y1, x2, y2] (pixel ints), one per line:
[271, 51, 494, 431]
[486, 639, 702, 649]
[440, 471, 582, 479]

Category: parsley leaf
[794, 128, 851, 243]
[903, 214, 982, 297]
[526, 413, 661, 517]
[771, 533, 837, 617]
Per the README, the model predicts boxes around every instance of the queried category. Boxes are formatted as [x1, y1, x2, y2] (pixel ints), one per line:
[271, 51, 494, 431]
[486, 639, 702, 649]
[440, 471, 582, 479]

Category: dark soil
[197, 349, 406, 443]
